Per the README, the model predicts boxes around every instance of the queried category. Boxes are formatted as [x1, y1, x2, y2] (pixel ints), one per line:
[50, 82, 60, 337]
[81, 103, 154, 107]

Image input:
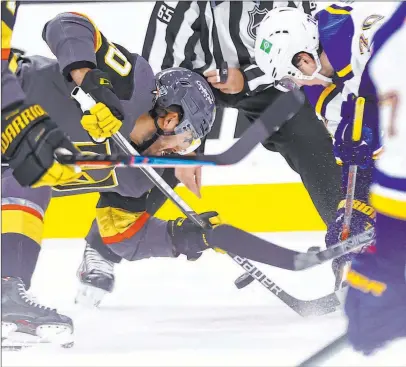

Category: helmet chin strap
[315, 72, 333, 84]
[153, 116, 176, 137]
[130, 134, 158, 154]
[132, 116, 176, 153]
[313, 52, 333, 84]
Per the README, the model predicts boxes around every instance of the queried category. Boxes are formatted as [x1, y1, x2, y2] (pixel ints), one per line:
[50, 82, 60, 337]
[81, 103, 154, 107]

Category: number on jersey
[157, 3, 174, 24]
[105, 43, 132, 77]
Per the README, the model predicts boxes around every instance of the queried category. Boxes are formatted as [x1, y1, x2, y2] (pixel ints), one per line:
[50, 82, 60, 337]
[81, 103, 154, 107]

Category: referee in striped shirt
[142, 1, 342, 225]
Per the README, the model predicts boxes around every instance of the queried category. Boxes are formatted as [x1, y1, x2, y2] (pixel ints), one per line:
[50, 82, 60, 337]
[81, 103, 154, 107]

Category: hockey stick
[51, 150, 250, 167]
[334, 98, 366, 291]
[71, 87, 311, 299]
[56, 113, 274, 166]
[210, 225, 375, 271]
[341, 165, 358, 240]
[230, 255, 341, 317]
[73, 88, 342, 317]
[0, 87, 303, 169]
[234, 166, 359, 293]
[340, 97, 365, 240]
[333, 163, 358, 291]
[297, 333, 348, 366]
[63, 86, 304, 168]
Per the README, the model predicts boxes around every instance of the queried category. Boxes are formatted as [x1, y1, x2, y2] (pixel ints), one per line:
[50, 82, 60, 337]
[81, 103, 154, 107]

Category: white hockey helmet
[255, 7, 330, 90]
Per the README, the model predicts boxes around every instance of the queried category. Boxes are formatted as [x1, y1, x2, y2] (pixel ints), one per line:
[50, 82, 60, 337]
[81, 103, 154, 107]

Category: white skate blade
[75, 282, 108, 308]
[2, 325, 73, 350]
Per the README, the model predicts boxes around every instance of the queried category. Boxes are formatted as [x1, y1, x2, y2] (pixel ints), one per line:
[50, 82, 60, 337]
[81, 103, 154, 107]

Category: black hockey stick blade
[212, 225, 300, 270]
[229, 254, 341, 317]
[56, 90, 305, 168]
[212, 225, 375, 271]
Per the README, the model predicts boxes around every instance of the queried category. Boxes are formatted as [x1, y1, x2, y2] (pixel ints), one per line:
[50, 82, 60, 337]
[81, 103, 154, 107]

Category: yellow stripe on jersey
[336, 64, 353, 77]
[2, 205, 44, 245]
[1, 21, 12, 60]
[347, 269, 387, 297]
[8, 52, 19, 73]
[315, 84, 336, 117]
[370, 192, 406, 220]
[69, 12, 102, 52]
[1, 1, 20, 60]
[326, 6, 351, 15]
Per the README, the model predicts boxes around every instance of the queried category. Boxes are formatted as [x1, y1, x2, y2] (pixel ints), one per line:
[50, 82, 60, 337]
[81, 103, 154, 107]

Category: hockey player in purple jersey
[2, 10, 218, 347]
[254, 3, 398, 288]
[344, 3, 406, 354]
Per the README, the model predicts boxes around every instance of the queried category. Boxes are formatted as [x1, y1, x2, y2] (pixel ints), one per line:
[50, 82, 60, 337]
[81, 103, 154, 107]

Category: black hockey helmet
[152, 67, 216, 141]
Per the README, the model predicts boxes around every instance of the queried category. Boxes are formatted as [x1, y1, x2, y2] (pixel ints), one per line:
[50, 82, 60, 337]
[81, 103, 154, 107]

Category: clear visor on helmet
[143, 129, 201, 156]
[165, 129, 200, 154]
[173, 118, 200, 139]
[172, 122, 202, 155]
[176, 137, 202, 155]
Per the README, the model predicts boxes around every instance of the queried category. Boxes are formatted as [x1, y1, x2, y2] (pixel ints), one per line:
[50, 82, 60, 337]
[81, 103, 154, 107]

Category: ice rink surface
[3, 233, 406, 367]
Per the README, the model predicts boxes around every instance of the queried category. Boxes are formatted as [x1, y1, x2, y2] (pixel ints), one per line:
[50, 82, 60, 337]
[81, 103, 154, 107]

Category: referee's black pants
[214, 87, 342, 225]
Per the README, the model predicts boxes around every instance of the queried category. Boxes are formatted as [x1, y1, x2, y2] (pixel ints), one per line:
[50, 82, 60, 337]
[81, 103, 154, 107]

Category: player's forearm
[1, 66, 26, 111]
[70, 67, 92, 86]
[42, 12, 98, 80]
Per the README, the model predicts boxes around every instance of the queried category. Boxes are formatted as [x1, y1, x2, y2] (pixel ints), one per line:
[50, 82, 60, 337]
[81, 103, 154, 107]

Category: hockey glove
[167, 211, 223, 261]
[345, 252, 406, 355]
[2, 102, 82, 187]
[334, 124, 375, 168]
[334, 96, 381, 168]
[326, 199, 376, 281]
[79, 69, 124, 141]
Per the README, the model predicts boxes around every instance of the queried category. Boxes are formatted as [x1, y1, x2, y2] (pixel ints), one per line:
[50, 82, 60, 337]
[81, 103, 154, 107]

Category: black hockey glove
[80, 69, 124, 119]
[2, 102, 81, 187]
[167, 211, 223, 261]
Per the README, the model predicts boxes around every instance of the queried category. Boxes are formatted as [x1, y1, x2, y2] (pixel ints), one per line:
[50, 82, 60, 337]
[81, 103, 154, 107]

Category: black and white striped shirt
[142, 1, 318, 96]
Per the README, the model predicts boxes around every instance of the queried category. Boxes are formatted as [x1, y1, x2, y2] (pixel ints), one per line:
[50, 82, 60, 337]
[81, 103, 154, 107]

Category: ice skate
[1, 277, 74, 350]
[75, 243, 115, 307]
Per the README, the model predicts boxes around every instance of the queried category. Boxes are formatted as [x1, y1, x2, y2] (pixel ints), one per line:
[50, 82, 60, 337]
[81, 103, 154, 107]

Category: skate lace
[18, 284, 55, 311]
[85, 247, 114, 276]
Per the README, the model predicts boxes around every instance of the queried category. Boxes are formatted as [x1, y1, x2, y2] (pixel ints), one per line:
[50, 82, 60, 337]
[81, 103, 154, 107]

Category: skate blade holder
[2, 325, 73, 350]
[75, 282, 109, 308]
